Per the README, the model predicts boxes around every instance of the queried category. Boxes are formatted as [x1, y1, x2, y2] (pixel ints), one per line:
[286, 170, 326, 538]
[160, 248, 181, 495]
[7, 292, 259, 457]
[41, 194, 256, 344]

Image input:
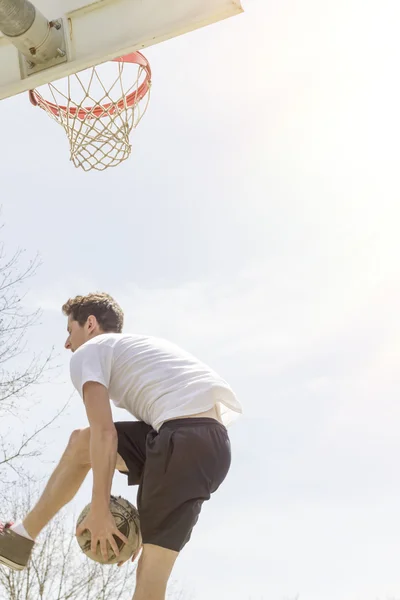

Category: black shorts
[114, 418, 231, 552]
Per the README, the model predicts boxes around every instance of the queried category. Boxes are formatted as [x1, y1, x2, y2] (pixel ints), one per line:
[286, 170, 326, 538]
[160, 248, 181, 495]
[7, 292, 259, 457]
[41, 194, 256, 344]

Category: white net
[30, 53, 151, 172]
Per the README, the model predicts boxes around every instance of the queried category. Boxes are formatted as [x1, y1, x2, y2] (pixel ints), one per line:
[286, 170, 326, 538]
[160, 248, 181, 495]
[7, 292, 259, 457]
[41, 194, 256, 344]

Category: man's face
[65, 315, 91, 352]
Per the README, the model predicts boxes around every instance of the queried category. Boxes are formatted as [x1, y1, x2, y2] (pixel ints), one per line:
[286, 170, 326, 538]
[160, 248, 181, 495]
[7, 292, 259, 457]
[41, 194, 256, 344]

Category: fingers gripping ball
[76, 495, 141, 564]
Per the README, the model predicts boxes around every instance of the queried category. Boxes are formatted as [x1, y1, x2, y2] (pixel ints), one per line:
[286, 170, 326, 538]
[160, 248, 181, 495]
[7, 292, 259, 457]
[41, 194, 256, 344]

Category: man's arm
[75, 381, 127, 561]
[83, 381, 117, 511]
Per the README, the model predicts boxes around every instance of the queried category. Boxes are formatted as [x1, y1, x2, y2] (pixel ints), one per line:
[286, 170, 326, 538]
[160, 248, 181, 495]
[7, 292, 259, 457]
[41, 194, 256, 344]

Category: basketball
[76, 495, 141, 565]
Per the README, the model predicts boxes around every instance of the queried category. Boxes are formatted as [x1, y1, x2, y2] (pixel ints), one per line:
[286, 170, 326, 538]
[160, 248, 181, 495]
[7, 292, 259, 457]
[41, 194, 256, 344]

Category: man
[0, 292, 242, 600]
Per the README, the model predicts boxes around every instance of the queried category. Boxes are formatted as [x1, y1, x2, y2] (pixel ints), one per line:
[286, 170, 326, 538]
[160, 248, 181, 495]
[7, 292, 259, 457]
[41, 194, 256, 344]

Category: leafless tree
[0, 236, 62, 482]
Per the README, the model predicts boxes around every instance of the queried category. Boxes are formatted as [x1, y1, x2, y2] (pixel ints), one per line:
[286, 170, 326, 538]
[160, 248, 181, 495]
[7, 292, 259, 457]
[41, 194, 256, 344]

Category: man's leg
[18, 422, 147, 543]
[23, 428, 92, 539]
[131, 420, 231, 599]
[23, 427, 129, 539]
[0, 428, 92, 570]
[133, 544, 178, 600]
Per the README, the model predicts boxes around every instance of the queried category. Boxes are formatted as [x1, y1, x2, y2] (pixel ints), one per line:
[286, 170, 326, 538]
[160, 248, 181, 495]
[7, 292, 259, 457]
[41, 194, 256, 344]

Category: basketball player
[0, 293, 242, 600]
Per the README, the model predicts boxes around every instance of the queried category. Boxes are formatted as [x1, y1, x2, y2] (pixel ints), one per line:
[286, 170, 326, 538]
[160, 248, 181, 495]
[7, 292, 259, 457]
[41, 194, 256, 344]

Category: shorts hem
[141, 537, 183, 553]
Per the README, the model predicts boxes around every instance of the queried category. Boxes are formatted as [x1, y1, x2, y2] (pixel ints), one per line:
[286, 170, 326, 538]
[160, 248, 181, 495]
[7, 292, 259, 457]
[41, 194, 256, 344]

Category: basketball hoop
[29, 52, 151, 172]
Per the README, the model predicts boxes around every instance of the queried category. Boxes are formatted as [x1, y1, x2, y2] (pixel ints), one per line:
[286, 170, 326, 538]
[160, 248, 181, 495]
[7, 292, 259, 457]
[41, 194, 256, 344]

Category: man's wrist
[91, 496, 110, 512]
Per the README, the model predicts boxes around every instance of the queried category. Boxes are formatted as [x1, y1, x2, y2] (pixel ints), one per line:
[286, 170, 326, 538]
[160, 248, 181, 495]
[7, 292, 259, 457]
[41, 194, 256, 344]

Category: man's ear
[87, 315, 97, 332]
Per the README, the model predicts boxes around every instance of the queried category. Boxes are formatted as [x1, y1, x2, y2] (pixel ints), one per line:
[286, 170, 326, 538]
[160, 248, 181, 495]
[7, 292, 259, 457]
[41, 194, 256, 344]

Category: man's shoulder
[72, 333, 190, 364]
[71, 333, 150, 359]
[70, 334, 125, 364]
[81, 332, 139, 347]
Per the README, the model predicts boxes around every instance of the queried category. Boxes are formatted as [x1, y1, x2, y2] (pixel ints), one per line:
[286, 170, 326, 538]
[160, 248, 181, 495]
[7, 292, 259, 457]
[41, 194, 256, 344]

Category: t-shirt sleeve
[70, 343, 113, 398]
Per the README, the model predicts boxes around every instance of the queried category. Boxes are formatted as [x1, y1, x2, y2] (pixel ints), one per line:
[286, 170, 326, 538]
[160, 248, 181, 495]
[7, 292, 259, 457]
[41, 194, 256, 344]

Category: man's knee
[65, 428, 91, 466]
[65, 427, 126, 471]
[136, 544, 178, 582]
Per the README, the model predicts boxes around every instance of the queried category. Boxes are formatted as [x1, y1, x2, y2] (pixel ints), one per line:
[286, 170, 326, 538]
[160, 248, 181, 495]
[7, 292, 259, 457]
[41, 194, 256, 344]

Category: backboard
[0, 0, 243, 101]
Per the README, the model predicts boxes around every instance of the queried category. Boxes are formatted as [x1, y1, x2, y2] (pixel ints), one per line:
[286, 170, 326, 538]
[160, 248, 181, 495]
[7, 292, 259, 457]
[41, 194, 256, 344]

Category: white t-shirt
[70, 333, 242, 431]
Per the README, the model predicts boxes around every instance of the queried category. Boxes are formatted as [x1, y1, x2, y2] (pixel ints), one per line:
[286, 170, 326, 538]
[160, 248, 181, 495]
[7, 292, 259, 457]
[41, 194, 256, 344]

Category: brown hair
[62, 292, 124, 333]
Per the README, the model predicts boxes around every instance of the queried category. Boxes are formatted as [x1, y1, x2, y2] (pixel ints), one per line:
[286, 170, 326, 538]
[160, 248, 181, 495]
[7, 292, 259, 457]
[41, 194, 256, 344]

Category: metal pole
[0, 0, 64, 64]
[0, 0, 35, 37]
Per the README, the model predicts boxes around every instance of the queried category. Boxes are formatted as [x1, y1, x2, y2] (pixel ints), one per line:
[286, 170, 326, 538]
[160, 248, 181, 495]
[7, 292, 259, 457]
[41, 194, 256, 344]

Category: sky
[2, 0, 400, 598]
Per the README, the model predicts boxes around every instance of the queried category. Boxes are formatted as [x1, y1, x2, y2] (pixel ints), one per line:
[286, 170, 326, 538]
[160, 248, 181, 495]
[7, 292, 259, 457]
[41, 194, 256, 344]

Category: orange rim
[28, 51, 151, 120]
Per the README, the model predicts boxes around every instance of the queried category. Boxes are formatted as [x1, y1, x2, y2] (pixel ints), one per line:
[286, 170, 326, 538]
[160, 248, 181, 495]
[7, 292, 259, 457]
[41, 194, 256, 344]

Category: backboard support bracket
[19, 18, 68, 78]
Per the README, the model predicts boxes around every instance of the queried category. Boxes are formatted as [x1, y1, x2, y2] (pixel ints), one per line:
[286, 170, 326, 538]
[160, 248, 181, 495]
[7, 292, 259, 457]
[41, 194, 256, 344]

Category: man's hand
[76, 508, 129, 562]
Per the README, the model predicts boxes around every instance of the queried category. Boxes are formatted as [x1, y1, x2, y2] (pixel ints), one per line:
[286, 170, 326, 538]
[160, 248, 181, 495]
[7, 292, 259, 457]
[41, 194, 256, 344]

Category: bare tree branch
[0, 233, 61, 479]
[0, 397, 70, 468]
